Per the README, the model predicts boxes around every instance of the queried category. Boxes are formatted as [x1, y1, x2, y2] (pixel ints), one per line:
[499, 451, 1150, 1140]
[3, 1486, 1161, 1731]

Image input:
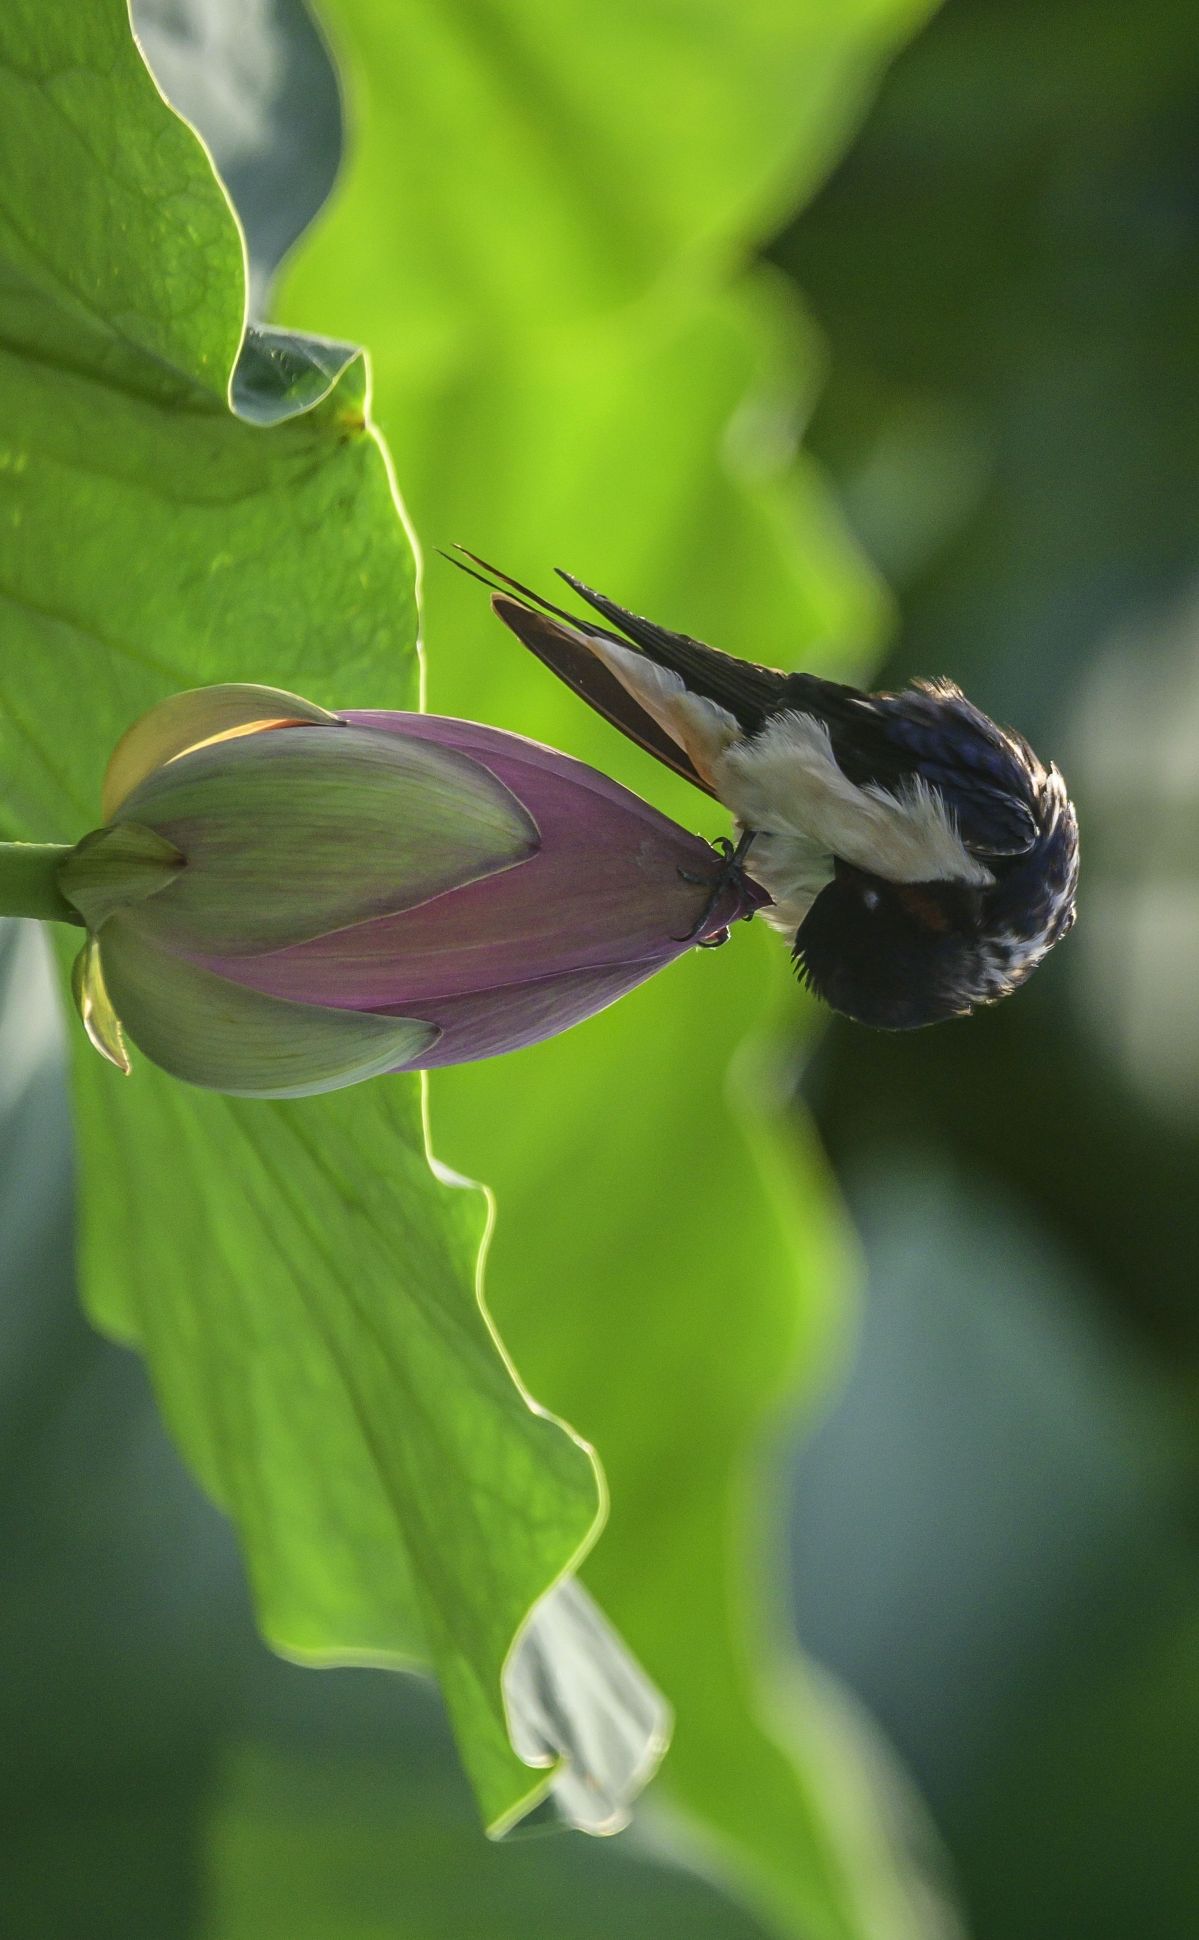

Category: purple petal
[188, 714, 751, 1010]
[344, 712, 681, 828]
[381, 958, 672, 1069]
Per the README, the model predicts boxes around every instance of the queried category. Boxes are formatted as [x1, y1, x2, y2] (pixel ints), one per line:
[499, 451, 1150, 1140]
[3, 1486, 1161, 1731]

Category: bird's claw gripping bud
[671, 830, 767, 943]
[57, 685, 761, 1096]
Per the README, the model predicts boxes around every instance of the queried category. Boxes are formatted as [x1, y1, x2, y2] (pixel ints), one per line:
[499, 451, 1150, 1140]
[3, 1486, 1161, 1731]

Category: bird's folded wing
[490, 596, 730, 797]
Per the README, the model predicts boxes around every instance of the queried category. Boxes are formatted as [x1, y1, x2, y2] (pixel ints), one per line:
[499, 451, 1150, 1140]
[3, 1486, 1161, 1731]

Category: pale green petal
[99, 919, 437, 1097]
[70, 935, 130, 1074]
[101, 682, 340, 821]
[115, 724, 540, 955]
[58, 822, 185, 931]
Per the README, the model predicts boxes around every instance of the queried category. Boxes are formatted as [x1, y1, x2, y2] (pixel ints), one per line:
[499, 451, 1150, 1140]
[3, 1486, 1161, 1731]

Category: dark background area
[777, 0, 1199, 1933]
[782, 0, 1199, 1353]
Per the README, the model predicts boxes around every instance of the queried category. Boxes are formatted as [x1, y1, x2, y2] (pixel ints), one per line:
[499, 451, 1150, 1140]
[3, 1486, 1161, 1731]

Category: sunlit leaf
[0, 0, 603, 1829]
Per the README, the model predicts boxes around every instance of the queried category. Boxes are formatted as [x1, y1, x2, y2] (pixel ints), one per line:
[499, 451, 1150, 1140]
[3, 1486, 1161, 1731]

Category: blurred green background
[3, 0, 1198, 1935]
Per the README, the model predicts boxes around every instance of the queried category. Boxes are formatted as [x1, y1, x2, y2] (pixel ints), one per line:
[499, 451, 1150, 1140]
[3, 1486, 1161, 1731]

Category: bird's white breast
[716, 711, 990, 931]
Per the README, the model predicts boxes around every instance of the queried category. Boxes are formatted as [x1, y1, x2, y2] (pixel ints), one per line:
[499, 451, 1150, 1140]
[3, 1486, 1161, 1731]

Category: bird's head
[792, 761, 1079, 1029]
[793, 860, 1004, 1030]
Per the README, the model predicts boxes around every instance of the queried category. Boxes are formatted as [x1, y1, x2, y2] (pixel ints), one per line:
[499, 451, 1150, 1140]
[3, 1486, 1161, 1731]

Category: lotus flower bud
[57, 685, 762, 1097]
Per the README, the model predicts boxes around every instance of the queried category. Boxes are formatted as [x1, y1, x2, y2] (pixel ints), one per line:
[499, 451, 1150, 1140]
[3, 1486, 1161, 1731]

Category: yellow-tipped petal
[98, 919, 439, 1097]
[71, 935, 130, 1074]
[101, 683, 339, 821]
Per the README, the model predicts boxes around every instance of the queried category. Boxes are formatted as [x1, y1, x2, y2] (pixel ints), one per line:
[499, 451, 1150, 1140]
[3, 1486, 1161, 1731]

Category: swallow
[448, 551, 1079, 1029]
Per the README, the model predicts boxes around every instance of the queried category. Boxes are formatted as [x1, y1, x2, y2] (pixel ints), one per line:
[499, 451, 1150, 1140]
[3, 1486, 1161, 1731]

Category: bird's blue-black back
[558, 571, 1050, 866]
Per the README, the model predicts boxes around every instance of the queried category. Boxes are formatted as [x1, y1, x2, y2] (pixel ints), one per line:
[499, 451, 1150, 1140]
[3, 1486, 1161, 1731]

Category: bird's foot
[674, 830, 758, 945]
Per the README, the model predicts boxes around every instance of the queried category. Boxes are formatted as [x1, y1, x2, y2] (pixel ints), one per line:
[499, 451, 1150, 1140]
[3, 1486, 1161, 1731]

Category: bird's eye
[861, 887, 881, 912]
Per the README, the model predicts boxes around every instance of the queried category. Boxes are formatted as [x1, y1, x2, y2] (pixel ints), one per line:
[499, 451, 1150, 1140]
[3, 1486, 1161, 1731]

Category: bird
[447, 549, 1079, 1030]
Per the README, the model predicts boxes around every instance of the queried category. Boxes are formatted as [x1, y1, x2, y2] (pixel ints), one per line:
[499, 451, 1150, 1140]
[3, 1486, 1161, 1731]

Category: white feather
[574, 635, 743, 782]
[717, 713, 991, 915]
